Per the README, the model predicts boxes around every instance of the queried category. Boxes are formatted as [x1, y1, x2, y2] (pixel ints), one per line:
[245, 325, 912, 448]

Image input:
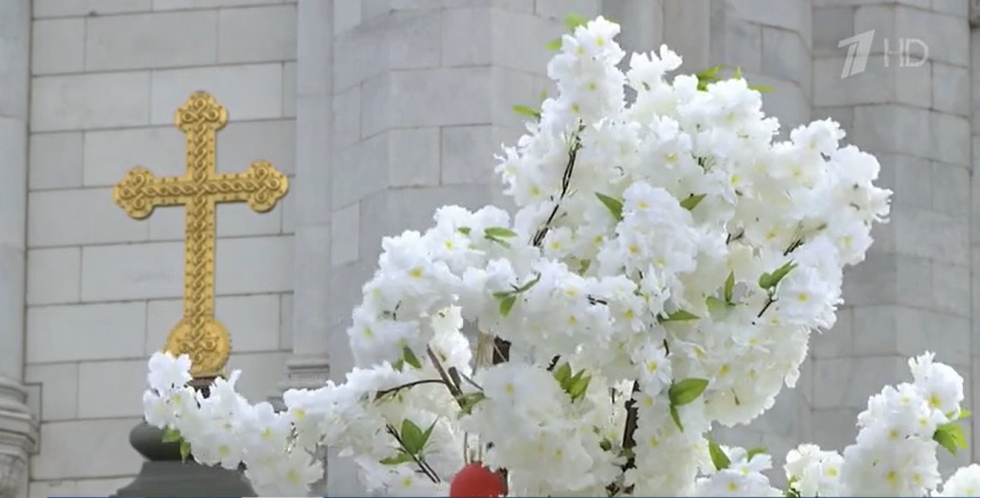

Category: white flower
[147, 351, 192, 393]
[134, 16, 975, 498]
[936, 464, 981, 497]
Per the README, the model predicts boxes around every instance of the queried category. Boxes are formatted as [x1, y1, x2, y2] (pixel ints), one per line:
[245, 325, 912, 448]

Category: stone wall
[23, 1, 297, 496]
[15, 1, 979, 496]
[807, 0, 977, 473]
[970, 0, 979, 464]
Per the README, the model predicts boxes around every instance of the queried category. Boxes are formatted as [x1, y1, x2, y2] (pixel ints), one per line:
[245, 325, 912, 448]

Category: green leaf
[179, 440, 191, 463]
[724, 272, 735, 303]
[458, 392, 486, 415]
[568, 372, 592, 402]
[595, 193, 623, 221]
[498, 294, 517, 317]
[697, 65, 722, 80]
[401, 346, 422, 369]
[552, 362, 573, 386]
[513, 273, 542, 293]
[563, 13, 587, 31]
[733, 66, 743, 80]
[670, 404, 684, 432]
[380, 451, 414, 466]
[947, 408, 973, 420]
[696, 65, 723, 91]
[758, 261, 797, 290]
[400, 419, 427, 455]
[706, 296, 730, 312]
[934, 421, 968, 455]
[746, 446, 768, 460]
[457, 226, 471, 235]
[660, 309, 700, 322]
[162, 427, 182, 443]
[422, 418, 438, 445]
[599, 438, 613, 451]
[669, 378, 710, 407]
[708, 439, 731, 471]
[512, 105, 541, 120]
[484, 226, 517, 239]
[680, 193, 706, 211]
[749, 84, 774, 94]
[546, 37, 563, 51]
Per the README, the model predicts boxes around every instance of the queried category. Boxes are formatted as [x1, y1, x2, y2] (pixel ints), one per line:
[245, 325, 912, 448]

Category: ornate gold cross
[113, 91, 289, 379]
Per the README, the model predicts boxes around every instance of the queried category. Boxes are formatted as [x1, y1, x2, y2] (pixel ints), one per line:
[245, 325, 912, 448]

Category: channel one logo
[838, 29, 929, 78]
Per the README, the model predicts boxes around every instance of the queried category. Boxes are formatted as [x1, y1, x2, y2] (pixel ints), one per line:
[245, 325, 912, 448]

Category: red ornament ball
[449, 462, 508, 497]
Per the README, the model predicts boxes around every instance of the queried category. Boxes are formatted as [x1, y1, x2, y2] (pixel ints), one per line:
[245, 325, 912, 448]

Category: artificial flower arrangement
[142, 16, 978, 497]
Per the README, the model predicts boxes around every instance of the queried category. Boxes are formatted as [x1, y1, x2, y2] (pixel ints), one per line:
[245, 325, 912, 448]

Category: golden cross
[113, 91, 289, 379]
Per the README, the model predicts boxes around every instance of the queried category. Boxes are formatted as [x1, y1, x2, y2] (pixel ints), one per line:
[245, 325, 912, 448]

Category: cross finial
[113, 91, 289, 378]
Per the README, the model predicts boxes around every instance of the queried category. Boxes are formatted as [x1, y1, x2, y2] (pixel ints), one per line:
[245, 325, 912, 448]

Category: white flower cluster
[142, 16, 976, 497]
[781, 352, 978, 497]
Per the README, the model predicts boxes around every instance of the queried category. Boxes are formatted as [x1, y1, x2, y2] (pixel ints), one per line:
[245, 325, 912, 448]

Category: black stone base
[113, 421, 256, 497]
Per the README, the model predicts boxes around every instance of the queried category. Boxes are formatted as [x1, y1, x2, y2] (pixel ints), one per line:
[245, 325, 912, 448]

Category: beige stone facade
[0, 1, 976, 497]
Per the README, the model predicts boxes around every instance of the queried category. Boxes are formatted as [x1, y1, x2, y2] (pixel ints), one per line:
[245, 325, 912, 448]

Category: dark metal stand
[114, 378, 256, 497]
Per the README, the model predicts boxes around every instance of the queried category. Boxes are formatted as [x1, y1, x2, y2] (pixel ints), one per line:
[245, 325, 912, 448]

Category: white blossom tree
[142, 17, 978, 497]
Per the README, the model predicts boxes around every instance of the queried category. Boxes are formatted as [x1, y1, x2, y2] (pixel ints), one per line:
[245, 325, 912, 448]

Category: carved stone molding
[0, 453, 26, 498]
[0, 377, 37, 498]
[971, 0, 979, 27]
[281, 356, 331, 390]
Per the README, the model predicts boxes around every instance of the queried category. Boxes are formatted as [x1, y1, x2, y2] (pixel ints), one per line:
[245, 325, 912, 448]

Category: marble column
[0, 0, 38, 497]
[281, 0, 334, 394]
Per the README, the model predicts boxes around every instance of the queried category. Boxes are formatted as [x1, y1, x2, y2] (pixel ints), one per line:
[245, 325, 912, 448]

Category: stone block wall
[970, 2, 979, 464]
[808, 0, 977, 472]
[22, 1, 297, 496]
